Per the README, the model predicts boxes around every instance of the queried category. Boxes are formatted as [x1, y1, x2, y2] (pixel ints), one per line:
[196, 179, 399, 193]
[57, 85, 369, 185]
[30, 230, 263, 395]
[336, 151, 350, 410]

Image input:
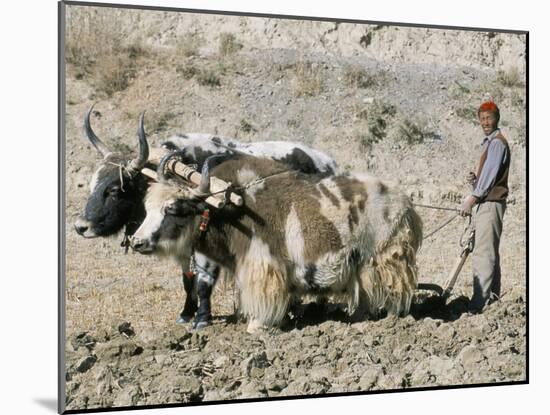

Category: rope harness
[413, 203, 474, 245]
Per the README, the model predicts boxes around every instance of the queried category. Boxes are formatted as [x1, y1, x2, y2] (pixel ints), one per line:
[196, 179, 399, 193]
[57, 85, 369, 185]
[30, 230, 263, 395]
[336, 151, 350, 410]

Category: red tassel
[199, 209, 210, 232]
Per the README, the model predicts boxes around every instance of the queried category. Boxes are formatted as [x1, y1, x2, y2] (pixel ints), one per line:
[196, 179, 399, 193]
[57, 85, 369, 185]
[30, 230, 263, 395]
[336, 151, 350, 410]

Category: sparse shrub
[287, 118, 300, 128]
[196, 68, 221, 87]
[344, 66, 377, 89]
[455, 107, 477, 123]
[148, 111, 177, 132]
[497, 66, 524, 88]
[293, 62, 323, 97]
[176, 64, 199, 80]
[398, 119, 434, 145]
[93, 54, 136, 97]
[176, 32, 203, 57]
[111, 141, 133, 154]
[356, 101, 396, 146]
[356, 108, 369, 121]
[359, 32, 373, 48]
[240, 119, 257, 134]
[219, 33, 242, 57]
[511, 90, 525, 109]
[358, 132, 381, 148]
[454, 80, 471, 94]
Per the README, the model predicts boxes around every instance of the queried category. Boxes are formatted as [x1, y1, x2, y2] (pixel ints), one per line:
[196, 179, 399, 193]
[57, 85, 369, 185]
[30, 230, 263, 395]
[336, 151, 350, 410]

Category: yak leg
[176, 262, 198, 324]
[192, 253, 221, 330]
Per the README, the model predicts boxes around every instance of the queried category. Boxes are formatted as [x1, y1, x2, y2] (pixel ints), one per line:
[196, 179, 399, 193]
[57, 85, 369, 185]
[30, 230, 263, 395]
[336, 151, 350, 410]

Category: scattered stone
[113, 385, 141, 407]
[240, 351, 269, 376]
[173, 376, 202, 401]
[358, 365, 383, 390]
[435, 325, 456, 341]
[70, 332, 97, 352]
[76, 355, 97, 373]
[118, 322, 135, 338]
[458, 345, 485, 371]
[213, 355, 230, 368]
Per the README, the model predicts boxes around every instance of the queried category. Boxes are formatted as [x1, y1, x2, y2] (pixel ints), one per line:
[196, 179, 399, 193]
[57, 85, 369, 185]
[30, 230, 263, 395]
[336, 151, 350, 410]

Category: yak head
[74, 106, 150, 238]
[130, 153, 220, 257]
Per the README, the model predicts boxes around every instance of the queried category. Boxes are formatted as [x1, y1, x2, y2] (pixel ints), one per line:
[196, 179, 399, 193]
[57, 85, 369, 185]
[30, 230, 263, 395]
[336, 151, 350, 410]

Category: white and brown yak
[130, 153, 423, 333]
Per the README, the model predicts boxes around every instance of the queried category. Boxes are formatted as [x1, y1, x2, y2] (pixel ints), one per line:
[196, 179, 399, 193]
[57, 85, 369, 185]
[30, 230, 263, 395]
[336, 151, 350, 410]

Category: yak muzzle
[74, 217, 97, 238]
[130, 236, 154, 254]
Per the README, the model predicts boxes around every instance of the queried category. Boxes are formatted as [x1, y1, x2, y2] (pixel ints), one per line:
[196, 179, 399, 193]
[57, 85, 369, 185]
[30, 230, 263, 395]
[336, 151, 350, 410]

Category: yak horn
[198, 154, 226, 194]
[84, 104, 112, 158]
[128, 111, 150, 173]
[157, 151, 185, 182]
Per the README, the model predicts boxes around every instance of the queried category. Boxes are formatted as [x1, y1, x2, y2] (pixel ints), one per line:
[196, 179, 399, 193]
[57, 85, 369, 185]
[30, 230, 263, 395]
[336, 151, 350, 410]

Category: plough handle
[441, 230, 475, 298]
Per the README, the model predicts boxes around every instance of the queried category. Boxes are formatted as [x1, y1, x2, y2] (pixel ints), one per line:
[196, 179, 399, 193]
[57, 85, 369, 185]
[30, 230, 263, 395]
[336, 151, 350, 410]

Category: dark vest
[476, 131, 511, 202]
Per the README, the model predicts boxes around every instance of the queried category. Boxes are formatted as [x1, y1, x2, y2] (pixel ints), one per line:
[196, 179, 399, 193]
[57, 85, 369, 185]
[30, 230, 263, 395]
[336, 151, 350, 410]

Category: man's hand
[466, 171, 477, 186]
[460, 195, 478, 217]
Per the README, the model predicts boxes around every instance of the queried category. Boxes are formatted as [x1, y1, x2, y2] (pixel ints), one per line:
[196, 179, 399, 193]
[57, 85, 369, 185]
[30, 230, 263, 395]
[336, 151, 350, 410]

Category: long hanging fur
[360, 206, 423, 317]
[236, 238, 291, 331]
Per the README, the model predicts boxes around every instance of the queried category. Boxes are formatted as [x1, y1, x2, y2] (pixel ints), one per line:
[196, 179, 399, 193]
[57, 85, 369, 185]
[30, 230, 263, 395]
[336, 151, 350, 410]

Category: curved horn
[198, 154, 225, 194]
[128, 111, 150, 173]
[157, 152, 176, 183]
[83, 104, 112, 158]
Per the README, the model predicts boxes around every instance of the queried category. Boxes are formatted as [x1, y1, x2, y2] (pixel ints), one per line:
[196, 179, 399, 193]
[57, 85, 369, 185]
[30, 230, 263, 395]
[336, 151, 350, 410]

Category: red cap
[478, 101, 499, 113]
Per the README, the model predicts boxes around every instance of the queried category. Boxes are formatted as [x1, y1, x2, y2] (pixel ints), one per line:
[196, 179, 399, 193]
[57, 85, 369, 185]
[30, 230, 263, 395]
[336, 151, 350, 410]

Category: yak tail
[360, 206, 422, 317]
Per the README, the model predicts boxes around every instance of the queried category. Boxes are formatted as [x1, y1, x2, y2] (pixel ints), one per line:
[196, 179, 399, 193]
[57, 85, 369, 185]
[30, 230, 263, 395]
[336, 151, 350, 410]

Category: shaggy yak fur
[131, 155, 423, 333]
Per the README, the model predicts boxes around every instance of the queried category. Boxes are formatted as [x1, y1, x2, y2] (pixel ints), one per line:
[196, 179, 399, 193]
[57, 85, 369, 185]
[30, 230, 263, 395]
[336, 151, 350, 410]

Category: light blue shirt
[473, 128, 509, 200]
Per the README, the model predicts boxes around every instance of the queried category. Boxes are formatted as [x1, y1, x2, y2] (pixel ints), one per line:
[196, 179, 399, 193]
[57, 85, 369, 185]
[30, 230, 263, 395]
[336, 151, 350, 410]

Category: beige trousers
[471, 200, 506, 311]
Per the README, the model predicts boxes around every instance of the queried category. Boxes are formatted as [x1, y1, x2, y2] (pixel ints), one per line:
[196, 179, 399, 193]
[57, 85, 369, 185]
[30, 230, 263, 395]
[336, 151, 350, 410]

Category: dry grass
[176, 64, 199, 80]
[196, 68, 222, 87]
[176, 32, 204, 58]
[455, 106, 477, 124]
[65, 8, 150, 97]
[65, 225, 237, 337]
[239, 119, 257, 134]
[343, 65, 377, 89]
[218, 33, 242, 57]
[293, 62, 323, 97]
[497, 66, 524, 88]
[175, 62, 224, 87]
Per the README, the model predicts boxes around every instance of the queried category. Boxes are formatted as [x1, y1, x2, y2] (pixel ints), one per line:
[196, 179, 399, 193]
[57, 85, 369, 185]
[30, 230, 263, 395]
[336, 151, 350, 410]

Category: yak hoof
[192, 320, 212, 330]
[176, 315, 194, 325]
[246, 320, 268, 334]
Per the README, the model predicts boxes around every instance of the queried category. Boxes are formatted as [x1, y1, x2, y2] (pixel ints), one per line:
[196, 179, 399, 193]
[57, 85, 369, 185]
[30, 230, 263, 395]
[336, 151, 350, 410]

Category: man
[460, 100, 511, 313]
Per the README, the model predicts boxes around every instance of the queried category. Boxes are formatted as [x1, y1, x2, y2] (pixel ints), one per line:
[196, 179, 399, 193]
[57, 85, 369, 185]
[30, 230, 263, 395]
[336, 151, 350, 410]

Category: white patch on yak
[245, 236, 274, 266]
[236, 167, 265, 202]
[163, 134, 338, 174]
[239, 141, 337, 173]
[284, 205, 306, 285]
[132, 205, 164, 242]
[285, 205, 305, 263]
[89, 166, 105, 193]
[194, 252, 217, 286]
[132, 184, 195, 261]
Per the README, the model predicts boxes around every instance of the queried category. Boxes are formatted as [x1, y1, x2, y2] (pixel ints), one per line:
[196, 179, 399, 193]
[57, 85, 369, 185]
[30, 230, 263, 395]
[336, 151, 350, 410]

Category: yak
[74, 106, 338, 328]
[130, 152, 423, 333]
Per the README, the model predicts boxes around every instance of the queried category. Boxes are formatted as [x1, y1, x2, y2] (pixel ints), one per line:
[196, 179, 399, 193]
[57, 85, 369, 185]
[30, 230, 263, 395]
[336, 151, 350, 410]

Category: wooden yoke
[143, 147, 244, 208]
